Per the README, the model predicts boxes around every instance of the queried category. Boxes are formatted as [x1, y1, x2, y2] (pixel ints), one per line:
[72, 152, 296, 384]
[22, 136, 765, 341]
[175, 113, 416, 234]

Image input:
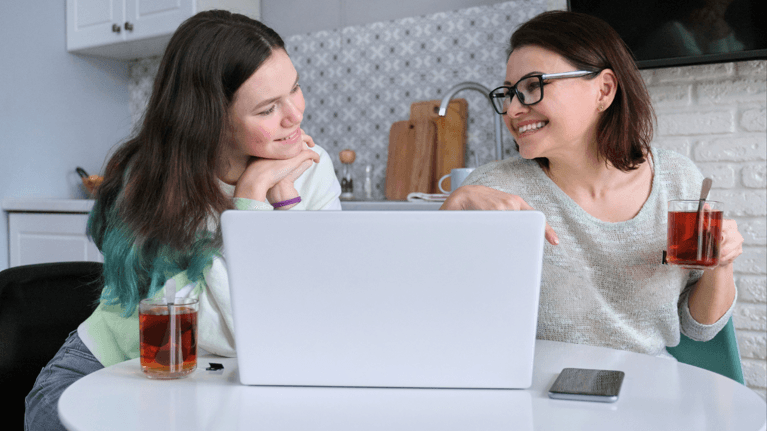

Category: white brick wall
[642, 60, 767, 400]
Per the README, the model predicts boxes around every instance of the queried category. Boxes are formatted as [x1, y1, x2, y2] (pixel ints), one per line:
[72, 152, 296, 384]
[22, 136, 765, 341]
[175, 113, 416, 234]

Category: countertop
[2, 199, 442, 213]
[2, 198, 96, 213]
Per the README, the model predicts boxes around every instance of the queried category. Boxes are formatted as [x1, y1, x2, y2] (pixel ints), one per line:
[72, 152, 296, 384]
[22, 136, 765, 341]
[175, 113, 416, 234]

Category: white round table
[59, 340, 766, 431]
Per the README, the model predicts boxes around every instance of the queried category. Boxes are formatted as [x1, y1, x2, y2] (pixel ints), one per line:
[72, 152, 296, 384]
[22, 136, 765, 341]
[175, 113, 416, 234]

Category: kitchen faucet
[438, 81, 504, 162]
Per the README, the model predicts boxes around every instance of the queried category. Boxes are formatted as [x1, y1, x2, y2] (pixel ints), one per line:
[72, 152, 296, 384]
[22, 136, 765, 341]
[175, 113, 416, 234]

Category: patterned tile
[128, 57, 161, 127]
[129, 0, 546, 200]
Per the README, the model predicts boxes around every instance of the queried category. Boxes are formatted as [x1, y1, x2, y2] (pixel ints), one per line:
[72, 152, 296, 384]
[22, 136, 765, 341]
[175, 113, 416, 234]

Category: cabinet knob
[124, 22, 134, 31]
[111, 23, 121, 33]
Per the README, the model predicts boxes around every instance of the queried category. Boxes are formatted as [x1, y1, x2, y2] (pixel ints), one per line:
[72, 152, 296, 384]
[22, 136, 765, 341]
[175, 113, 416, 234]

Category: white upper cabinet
[66, 0, 123, 51]
[66, 0, 261, 60]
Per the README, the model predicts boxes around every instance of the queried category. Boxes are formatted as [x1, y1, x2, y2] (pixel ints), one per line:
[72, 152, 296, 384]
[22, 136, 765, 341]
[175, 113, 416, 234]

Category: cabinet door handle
[124, 22, 134, 31]
[112, 23, 121, 33]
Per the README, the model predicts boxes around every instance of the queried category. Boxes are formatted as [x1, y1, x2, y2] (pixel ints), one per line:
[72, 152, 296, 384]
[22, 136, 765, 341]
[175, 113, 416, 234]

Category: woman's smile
[517, 120, 549, 135]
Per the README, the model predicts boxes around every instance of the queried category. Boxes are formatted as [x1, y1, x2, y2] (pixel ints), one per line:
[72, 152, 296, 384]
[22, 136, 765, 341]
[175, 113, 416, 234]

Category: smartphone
[548, 368, 625, 403]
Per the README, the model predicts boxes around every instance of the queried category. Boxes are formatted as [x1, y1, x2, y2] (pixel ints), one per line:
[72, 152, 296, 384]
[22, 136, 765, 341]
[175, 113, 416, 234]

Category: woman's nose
[505, 95, 529, 118]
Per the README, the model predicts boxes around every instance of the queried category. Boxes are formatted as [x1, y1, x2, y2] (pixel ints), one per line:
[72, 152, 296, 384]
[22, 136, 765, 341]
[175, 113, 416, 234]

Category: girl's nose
[282, 99, 303, 127]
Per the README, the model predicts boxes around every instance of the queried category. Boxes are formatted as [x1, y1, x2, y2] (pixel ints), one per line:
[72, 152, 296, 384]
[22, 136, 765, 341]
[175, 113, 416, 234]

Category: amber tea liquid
[667, 209, 722, 268]
[139, 303, 198, 379]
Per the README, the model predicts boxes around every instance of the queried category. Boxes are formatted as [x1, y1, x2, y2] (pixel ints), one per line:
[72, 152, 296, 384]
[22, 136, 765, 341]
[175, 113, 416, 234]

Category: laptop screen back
[222, 210, 545, 389]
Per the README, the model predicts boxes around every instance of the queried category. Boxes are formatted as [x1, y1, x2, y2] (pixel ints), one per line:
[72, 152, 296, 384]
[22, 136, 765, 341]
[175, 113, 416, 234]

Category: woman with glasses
[442, 11, 743, 357]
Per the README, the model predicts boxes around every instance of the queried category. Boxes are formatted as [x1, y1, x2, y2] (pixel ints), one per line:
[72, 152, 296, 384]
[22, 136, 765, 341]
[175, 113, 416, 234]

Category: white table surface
[59, 340, 766, 431]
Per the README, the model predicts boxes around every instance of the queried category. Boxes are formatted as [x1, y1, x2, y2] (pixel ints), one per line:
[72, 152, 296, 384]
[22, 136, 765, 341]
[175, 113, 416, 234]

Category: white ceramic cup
[438, 168, 475, 194]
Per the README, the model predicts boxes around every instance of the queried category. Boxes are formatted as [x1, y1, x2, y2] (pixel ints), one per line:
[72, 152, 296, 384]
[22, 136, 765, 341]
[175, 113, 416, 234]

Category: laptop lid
[221, 210, 545, 389]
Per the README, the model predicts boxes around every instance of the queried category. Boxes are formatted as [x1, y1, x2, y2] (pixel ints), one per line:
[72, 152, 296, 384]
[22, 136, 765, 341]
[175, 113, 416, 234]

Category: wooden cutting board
[385, 119, 437, 200]
[410, 98, 468, 193]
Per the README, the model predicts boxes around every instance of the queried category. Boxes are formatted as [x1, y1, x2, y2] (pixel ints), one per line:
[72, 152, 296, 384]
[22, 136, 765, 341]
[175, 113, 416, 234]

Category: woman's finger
[544, 226, 559, 245]
[441, 185, 559, 245]
[717, 219, 743, 266]
[515, 197, 559, 245]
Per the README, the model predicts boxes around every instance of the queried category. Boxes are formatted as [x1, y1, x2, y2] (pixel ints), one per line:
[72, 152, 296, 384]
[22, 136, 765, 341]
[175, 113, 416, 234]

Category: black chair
[0, 261, 103, 428]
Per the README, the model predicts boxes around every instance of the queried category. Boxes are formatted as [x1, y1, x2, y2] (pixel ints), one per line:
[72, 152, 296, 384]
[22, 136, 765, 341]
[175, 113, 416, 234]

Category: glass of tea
[667, 200, 723, 269]
[139, 297, 198, 379]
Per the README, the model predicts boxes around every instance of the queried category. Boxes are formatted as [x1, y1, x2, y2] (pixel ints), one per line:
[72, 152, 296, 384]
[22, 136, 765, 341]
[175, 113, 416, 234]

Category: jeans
[24, 330, 104, 431]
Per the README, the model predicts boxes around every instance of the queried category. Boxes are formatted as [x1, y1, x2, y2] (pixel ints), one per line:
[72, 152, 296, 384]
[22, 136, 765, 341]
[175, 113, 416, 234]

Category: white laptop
[221, 210, 545, 389]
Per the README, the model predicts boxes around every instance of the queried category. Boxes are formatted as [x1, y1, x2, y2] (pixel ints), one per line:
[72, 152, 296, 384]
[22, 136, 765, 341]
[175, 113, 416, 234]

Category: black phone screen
[548, 368, 625, 402]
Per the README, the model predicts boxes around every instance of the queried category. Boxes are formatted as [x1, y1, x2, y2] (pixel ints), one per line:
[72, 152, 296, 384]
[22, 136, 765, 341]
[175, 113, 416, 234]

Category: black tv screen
[568, 0, 767, 69]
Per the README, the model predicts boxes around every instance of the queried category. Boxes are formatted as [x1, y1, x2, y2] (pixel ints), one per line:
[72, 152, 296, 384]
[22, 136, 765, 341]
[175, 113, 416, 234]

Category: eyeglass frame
[488, 70, 601, 115]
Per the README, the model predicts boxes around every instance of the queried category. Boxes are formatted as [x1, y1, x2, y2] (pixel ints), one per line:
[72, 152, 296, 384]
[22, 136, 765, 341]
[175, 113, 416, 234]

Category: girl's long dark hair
[88, 11, 285, 314]
[509, 11, 655, 172]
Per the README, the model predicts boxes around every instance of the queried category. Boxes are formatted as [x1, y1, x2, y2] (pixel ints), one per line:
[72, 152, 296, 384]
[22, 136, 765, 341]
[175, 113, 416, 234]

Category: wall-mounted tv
[568, 0, 766, 69]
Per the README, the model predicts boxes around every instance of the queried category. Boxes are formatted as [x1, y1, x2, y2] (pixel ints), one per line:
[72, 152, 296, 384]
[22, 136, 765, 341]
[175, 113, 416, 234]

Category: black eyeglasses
[488, 70, 600, 115]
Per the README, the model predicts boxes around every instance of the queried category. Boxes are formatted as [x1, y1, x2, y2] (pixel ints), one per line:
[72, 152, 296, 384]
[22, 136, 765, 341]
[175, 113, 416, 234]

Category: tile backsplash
[128, 0, 546, 200]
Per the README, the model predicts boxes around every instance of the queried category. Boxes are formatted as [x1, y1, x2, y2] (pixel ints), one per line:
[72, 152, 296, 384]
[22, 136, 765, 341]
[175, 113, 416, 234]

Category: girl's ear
[596, 69, 618, 111]
[217, 116, 234, 176]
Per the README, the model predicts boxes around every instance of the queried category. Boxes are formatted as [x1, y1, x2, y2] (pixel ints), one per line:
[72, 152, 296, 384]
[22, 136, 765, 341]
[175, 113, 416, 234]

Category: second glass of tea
[139, 297, 198, 379]
[666, 200, 723, 269]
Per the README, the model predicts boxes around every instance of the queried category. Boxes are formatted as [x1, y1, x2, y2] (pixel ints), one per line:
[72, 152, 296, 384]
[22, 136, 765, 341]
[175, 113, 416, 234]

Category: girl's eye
[291, 83, 301, 93]
[258, 105, 276, 116]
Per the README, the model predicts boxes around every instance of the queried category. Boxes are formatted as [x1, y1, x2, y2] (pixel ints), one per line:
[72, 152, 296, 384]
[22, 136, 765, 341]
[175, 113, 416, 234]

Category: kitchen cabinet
[66, 0, 261, 60]
[3, 199, 102, 267]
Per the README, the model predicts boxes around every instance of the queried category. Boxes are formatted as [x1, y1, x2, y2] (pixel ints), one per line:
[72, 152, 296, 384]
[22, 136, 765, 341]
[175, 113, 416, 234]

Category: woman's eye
[291, 83, 301, 93]
[525, 81, 541, 91]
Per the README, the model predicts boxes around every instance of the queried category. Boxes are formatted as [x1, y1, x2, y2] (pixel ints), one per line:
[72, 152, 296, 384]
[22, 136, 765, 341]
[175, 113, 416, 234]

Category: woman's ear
[596, 69, 618, 111]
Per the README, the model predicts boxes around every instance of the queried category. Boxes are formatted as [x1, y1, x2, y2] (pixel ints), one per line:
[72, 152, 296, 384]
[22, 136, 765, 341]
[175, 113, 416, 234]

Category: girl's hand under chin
[233, 130, 320, 207]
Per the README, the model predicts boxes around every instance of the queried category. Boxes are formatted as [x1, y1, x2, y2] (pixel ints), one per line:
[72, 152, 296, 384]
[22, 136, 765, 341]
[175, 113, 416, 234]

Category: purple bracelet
[272, 196, 301, 208]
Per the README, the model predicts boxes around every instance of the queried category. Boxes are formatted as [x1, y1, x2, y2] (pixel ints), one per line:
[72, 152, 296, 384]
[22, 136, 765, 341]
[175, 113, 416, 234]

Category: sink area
[339, 201, 442, 211]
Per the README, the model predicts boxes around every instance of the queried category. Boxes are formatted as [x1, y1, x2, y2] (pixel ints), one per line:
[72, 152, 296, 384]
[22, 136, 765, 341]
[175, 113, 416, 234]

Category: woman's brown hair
[509, 10, 655, 171]
[88, 10, 285, 313]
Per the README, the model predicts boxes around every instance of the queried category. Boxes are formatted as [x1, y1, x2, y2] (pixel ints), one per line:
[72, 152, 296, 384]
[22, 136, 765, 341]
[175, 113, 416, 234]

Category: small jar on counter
[339, 149, 355, 201]
[363, 164, 373, 200]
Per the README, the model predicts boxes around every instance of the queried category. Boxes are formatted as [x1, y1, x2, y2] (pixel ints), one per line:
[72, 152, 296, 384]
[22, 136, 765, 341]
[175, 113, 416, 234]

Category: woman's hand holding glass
[689, 218, 743, 324]
[234, 129, 319, 207]
[715, 219, 743, 268]
[441, 184, 560, 245]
